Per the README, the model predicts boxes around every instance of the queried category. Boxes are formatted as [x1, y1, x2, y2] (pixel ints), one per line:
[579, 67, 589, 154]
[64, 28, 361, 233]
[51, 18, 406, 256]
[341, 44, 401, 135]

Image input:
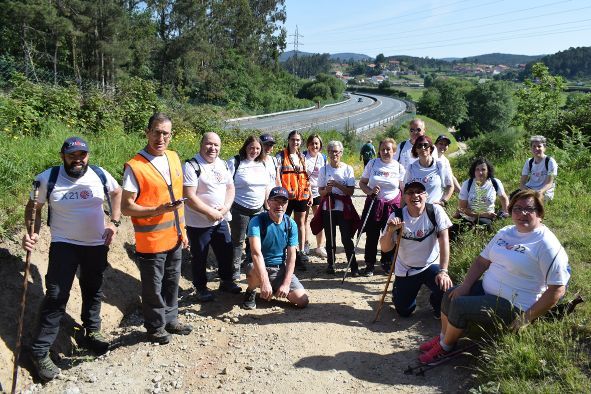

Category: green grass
[448, 143, 591, 392]
[394, 86, 425, 101]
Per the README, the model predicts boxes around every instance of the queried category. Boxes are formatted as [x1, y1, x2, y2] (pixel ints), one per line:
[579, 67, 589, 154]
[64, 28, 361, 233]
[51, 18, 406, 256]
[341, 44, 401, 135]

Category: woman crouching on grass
[418, 189, 570, 364]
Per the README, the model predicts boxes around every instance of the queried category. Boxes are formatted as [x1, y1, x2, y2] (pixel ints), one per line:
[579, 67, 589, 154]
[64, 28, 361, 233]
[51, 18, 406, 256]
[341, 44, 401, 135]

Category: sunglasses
[416, 143, 431, 149]
[410, 128, 422, 132]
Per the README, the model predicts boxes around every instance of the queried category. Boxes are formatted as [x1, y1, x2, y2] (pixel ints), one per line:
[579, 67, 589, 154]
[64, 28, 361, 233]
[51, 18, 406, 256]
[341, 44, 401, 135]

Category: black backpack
[185, 157, 229, 178]
[528, 156, 551, 174]
[393, 203, 439, 241]
[466, 177, 500, 194]
[46, 165, 112, 226]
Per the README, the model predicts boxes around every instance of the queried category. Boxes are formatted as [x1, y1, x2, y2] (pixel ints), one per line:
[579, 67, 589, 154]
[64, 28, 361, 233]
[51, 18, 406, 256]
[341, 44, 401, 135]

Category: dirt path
[1, 182, 474, 393]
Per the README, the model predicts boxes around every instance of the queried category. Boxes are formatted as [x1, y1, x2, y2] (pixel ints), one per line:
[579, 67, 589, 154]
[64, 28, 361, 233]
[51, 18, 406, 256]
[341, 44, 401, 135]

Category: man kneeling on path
[22, 137, 122, 381]
[242, 187, 309, 309]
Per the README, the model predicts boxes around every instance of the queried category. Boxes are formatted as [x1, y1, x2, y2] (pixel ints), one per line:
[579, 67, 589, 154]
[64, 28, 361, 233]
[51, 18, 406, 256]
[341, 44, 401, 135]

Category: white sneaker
[315, 247, 328, 258]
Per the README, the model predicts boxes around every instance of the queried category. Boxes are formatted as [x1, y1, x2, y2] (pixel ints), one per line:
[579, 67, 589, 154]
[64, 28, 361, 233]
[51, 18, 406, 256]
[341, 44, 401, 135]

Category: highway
[224, 93, 406, 134]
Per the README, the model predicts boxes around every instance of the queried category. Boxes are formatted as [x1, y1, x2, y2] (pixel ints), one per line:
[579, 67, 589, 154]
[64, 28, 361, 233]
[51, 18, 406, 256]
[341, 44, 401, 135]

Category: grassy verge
[447, 143, 591, 392]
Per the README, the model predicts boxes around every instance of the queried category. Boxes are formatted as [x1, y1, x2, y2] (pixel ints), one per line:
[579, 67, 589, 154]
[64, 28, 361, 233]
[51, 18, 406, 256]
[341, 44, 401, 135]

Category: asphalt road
[225, 93, 406, 134]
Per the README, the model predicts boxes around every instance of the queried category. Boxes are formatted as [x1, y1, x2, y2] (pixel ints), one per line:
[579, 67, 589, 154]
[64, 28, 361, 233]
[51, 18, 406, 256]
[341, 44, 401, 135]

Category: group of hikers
[21, 113, 569, 382]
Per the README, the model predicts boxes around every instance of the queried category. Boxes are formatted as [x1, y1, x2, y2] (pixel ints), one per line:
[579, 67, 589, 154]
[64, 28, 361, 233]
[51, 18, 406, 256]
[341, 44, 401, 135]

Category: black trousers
[31, 242, 108, 358]
[322, 210, 358, 271]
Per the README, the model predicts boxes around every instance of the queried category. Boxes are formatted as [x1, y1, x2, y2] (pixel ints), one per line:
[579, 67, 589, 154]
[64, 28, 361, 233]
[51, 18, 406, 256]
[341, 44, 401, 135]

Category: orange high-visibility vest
[279, 148, 310, 201]
[125, 150, 186, 253]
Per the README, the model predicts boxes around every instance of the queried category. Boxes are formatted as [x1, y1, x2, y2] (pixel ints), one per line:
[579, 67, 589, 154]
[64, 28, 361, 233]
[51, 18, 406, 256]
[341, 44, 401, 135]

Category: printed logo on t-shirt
[213, 170, 225, 182]
[532, 170, 548, 177]
[496, 238, 527, 253]
[60, 189, 93, 200]
[373, 170, 396, 178]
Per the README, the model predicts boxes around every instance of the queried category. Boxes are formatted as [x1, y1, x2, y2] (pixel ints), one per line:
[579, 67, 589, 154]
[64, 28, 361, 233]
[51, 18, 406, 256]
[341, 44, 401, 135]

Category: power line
[306, 4, 591, 46]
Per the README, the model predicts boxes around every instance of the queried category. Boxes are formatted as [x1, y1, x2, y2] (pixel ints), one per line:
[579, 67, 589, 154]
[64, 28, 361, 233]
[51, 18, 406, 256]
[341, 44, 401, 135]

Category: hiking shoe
[326, 265, 336, 274]
[165, 322, 193, 335]
[85, 330, 110, 354]
[296, 251, 308, 271]
[304, 242, 311, 255]
[219, 281, 242, 294]
[31, 353, 60, 382]
[419, 341, 449, 364]
[362, 268, 374, 277]
[419, 335, 441, 352]
[196, 288, 215, 302]
[147, 327, 171, 345]
[350, 269, 360, 278]
[242, 289, 257, 310]
[381, 263, 391, 274]
[314, 247, 328, 258]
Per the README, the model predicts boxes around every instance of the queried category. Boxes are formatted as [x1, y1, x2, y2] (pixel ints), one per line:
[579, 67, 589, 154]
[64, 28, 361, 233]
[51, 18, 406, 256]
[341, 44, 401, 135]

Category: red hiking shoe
[419, 335, 440, 352]
[419, 341, 449, 364]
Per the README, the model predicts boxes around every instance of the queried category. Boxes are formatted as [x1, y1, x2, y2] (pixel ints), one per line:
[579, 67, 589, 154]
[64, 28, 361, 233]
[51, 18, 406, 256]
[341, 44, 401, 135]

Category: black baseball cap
[61, 137, 89, 154]
[260, 134, 275, 145]
[435, 135, 451, 145]
[404, 181, 426, 193]
[268, 186, 289, 200]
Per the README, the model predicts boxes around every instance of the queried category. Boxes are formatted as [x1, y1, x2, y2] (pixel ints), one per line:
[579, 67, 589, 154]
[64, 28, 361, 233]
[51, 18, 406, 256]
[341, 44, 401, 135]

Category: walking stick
[327, 194, 335, 268]
[12, 181, 40, 394]
[342, 196, 376, 283]
[373, 227, 403, 323]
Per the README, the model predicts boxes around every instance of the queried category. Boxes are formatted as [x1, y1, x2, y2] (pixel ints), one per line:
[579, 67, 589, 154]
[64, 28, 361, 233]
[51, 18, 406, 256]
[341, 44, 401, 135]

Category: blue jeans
[31, 242, 107, 357]
[392, 263, 443, 317]
[441, 281, 522, 329]
[187, 222, 234, 290]
[136, 243, 182, 331]
[230, 203, 261, 280]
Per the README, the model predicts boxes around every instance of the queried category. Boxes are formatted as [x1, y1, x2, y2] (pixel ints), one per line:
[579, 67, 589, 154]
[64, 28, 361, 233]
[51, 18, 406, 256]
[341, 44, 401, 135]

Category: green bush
[115, 76, 159, 134]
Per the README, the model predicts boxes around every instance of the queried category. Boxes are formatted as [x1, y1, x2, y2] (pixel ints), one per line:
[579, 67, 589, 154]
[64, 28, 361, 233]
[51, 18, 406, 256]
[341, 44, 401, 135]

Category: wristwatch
[110, 219, 121, 227]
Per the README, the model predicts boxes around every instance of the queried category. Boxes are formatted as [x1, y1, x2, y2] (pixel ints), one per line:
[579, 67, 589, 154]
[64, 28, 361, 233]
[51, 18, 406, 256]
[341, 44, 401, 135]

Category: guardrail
[353, 105, 406, 134]
[225, 97, 352, 123]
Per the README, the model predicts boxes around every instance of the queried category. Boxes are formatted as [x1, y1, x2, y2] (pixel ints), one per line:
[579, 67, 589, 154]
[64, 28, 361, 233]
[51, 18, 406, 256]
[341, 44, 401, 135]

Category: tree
[460, 81, 515, 138]
[431, 78, 469, 127]
[515, 63, 565, 141]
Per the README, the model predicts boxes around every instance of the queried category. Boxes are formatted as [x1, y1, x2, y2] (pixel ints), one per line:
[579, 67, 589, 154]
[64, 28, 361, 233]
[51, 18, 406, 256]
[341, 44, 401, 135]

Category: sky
[283, 0, 591, 58]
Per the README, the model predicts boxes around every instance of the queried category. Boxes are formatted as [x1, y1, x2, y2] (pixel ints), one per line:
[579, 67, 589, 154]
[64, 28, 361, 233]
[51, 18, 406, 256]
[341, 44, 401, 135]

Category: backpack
[244, 212, 292, 265]
[467, 177, 500, 194]
[185, 157, 229, 179]
[393, 203, 439, 241]
[361, 144, 374, 160]
[46, 165, 112, 226]
[528, 156, 550, 174]
[396, 140, 407, 162]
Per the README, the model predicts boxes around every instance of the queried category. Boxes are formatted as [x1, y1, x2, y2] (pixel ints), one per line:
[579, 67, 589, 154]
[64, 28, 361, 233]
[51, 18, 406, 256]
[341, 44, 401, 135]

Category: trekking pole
[373, 227, 403, 323]
[327, 194, 335, 268]
[342, 195, 376, 284]
[12, 181, 40, 394]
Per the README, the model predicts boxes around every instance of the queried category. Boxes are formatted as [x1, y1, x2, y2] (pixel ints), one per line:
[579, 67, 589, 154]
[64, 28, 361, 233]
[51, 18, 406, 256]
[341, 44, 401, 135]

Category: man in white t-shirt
[396, 118, 439, 171]
[184, 132, 240, 302]
[22, 137, 122, 381]
[260, 133, 281, 187]
[380, 181, 452, 319]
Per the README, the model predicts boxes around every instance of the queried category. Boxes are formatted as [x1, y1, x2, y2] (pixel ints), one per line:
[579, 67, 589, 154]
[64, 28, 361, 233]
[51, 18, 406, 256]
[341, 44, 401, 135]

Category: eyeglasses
[410, 128, 422, 132]
[329, 150, 342, 155]
[416, 143, 430, 149]
[149, 130, 172, 138]
[511, 206, 537, 215]
[404, 189, 426, 195]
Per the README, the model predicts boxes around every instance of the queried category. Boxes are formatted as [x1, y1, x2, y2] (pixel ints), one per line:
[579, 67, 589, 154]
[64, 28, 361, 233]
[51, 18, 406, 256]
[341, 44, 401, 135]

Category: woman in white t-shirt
[316, 140, 359, 275]
[404, 135, 453, 206]
[304, 134, 328, 258]
[517, 135, 558, 201]
[227, 136, 269, 279]
[418, 190, 570, 364]
[359, 138, 405, 276]
[455, 157, 509, 231]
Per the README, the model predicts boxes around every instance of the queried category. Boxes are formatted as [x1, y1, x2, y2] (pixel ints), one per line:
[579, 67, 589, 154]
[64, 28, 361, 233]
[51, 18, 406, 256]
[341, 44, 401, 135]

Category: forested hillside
[526, 46, 591, 79]
[0, 0, 307, 112]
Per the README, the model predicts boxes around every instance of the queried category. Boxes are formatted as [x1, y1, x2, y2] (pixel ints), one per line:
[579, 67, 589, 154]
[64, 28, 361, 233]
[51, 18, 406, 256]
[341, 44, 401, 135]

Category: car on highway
[357, 97, 363, 102]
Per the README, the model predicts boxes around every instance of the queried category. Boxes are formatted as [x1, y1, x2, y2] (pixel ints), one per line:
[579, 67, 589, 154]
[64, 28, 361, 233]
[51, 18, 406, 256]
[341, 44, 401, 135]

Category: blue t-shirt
[247, 212, 298, 266]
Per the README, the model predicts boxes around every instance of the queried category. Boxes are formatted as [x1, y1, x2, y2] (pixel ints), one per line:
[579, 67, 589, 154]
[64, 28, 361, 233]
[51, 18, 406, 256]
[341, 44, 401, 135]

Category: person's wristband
[440, 199, 447, 207]
[438, 268, 449, 275]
